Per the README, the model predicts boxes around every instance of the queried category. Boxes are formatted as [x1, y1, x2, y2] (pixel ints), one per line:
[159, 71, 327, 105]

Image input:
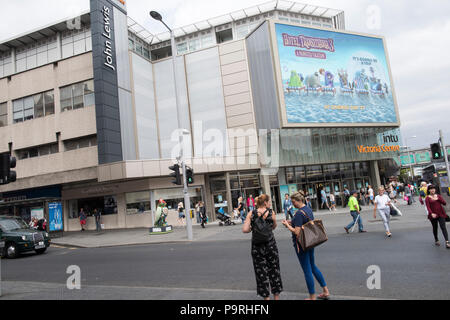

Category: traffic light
[186, 167, 194, 185]
[169, 164, 181, 185]
[431, 143, 442, 160]
[0, 153, 16, 185]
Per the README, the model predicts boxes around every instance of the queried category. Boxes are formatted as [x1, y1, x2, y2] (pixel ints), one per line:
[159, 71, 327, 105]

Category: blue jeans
[284, 209, 293, 220]
[196, 212, 201, 223]
[240, 210, 246, 223]
[346, 211, 363, 232]
[295, 247, 327, 295]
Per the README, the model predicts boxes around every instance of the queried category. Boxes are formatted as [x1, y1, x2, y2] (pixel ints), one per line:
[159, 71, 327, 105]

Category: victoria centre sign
[269, 21, 400, 127]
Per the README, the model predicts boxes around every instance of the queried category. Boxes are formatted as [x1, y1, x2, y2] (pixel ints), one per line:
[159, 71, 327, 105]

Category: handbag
[296, 209, 328, 252]
[446, 215, 450, 222]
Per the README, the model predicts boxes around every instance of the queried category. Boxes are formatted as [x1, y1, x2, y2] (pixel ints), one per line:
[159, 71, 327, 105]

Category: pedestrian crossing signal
[430, 143, 442, 160]
[186, 167, 194, 185]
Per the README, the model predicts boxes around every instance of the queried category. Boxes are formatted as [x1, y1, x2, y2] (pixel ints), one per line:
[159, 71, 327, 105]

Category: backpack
[251, 209, 274, 245]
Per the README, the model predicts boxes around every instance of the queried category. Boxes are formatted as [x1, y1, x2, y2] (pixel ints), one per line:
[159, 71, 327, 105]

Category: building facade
[0, 1, 400, 232]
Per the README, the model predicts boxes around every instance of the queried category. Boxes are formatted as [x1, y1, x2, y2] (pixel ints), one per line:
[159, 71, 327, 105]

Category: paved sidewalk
[51, 202, 416, 248]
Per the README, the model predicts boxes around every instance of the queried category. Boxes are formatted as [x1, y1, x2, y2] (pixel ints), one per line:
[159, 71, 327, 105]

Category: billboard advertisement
[271, 22, 399, 127]
[49, 202, 63, 232]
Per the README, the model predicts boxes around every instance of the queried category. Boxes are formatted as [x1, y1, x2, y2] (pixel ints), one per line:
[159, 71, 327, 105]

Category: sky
[1, 0, 449, 150]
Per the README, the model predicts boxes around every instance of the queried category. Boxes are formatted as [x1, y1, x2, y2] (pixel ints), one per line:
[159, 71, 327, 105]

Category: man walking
[94, 209, 102, 232]
[344, 191, 367, 234]
[283, 194, 294, 220]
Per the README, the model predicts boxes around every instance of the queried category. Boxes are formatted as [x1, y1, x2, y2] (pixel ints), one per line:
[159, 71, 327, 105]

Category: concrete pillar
[370, 160, 382, 189]
[261, 170, 272, 199]
[278, 168, 286, 186]
[225, 172, 233, 215]
[203, 175, 215, 222]
[116, 193, 126, 229]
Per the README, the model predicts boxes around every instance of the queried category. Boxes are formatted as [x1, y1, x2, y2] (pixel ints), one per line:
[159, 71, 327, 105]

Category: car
[0, 216, 51, 259]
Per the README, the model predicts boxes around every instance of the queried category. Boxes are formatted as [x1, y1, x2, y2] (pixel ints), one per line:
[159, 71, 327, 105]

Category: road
[1, 202, 449, 300]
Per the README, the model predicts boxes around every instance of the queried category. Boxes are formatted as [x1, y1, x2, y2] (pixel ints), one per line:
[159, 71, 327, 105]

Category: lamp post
[150, 11, 193, 241]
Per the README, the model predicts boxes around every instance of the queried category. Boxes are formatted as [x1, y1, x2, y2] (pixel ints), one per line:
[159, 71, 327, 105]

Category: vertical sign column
[90, 0, 123, 164]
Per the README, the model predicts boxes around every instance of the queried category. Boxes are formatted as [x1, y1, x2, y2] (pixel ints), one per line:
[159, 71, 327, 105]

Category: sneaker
[446, 242, 450, 249]
[344, 227, 349, 234]
[359, 230, 367, 233]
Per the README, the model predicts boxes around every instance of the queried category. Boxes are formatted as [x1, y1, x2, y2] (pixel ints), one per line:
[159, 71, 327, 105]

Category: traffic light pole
[170, 30, 193, 241]
[440, 130, 450, 192]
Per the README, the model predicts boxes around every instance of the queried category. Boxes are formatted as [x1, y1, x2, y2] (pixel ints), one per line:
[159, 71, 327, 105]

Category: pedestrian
[200, 201, 208, 229]
[343, 188, 350, 207]
[242, 194, 283, 301]
[373, 186, 392, 238]
[195, 202, 201, 224]
[359, 187, 366, 206]
[93, 209, 101, 232]
[177, 202, 185, 225]
[329, 192, 337, 211]
[247, 194, 255, 213]
[419, 181, 429, 215]
[282, 191, 330, 300]
[425, 185, 450, 248]
[79, 208, 87, 231]
[283, 194, 294, 220]
[367, 185, 374, 206]
[344, 190, 366, 234]
[236, 197, 246, 223]
[320, 188, 331, 211]
[404, 185, 412, 205]
[410, 184, 416, 203]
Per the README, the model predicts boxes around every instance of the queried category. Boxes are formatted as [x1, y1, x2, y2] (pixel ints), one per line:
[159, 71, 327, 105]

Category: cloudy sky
[1, 0, 449, 150]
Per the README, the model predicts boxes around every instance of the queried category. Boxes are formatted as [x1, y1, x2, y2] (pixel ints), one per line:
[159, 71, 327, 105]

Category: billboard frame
[266, 19, 401, 129]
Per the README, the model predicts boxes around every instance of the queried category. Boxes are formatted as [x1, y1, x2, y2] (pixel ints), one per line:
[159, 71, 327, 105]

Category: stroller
[216, 207, 236, 226]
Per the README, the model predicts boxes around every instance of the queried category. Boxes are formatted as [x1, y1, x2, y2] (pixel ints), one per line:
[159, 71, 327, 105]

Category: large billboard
[270, 21, 400, 127]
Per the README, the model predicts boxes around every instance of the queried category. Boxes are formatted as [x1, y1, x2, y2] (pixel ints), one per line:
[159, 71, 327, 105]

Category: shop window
[73, 195, 117, 218]
[210, 176, 227, 192]
[294, 167, 306, 183]
[126, 191, 151, 214]
[306, 165, 323, 182]
[0, 102, 7, 127]
[60, 80, 95, 112]
[153, 188, 202, 211]
[286, 167, 295, 184]
[340, 163, 354, 179]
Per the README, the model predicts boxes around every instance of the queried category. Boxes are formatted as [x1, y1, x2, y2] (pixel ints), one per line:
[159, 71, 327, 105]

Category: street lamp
[150, 11, 193, 241]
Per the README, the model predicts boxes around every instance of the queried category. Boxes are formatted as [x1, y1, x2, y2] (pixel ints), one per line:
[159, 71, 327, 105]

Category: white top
[368, 188, 374, 196]
[329, 194, 335, 202]
[375, 194, 391, 209]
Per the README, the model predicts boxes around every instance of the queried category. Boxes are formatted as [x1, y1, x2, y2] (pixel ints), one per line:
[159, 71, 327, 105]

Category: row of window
[13, 90, 55, 123]
[0, 79, 94, 126]
[15, 136, 97, 160]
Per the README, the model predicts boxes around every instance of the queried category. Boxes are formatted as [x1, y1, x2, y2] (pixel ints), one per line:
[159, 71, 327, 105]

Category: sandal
[446, 242, 450, 249]
[317, 293, 330, 300]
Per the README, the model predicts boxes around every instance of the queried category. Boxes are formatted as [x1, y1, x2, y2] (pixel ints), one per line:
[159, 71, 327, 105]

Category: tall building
[0, 1, 400, 232]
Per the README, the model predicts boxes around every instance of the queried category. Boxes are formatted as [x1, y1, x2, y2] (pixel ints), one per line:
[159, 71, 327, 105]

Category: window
[12, 90, 55, 123]
[126, 191, 151, 215]
[71, 196, 118, 218]
[16, 143, 59, 160]
[60, 80, 95, 111]
[64, 135, 97, 151]
[0, 102, 7, 127]
[128, 38, 135, 50]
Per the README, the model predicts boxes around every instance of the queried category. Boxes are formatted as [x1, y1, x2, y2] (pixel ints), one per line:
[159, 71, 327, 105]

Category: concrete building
[0, 1, 400, 232]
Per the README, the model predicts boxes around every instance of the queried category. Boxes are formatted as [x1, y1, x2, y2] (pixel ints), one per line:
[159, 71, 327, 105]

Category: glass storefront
[275, 161, 371, 211]
[68, 195, 118, 219]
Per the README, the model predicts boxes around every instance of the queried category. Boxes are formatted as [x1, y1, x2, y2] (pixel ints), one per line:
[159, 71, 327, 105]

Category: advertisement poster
[31, 208, 44, 221]
[49, 202, 63, 232]
[280, 184, 299, 203]
[274, 23, 398, 125]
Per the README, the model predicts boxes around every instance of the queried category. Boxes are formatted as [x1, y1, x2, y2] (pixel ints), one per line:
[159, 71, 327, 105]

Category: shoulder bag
[296, 209, 328, 252]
